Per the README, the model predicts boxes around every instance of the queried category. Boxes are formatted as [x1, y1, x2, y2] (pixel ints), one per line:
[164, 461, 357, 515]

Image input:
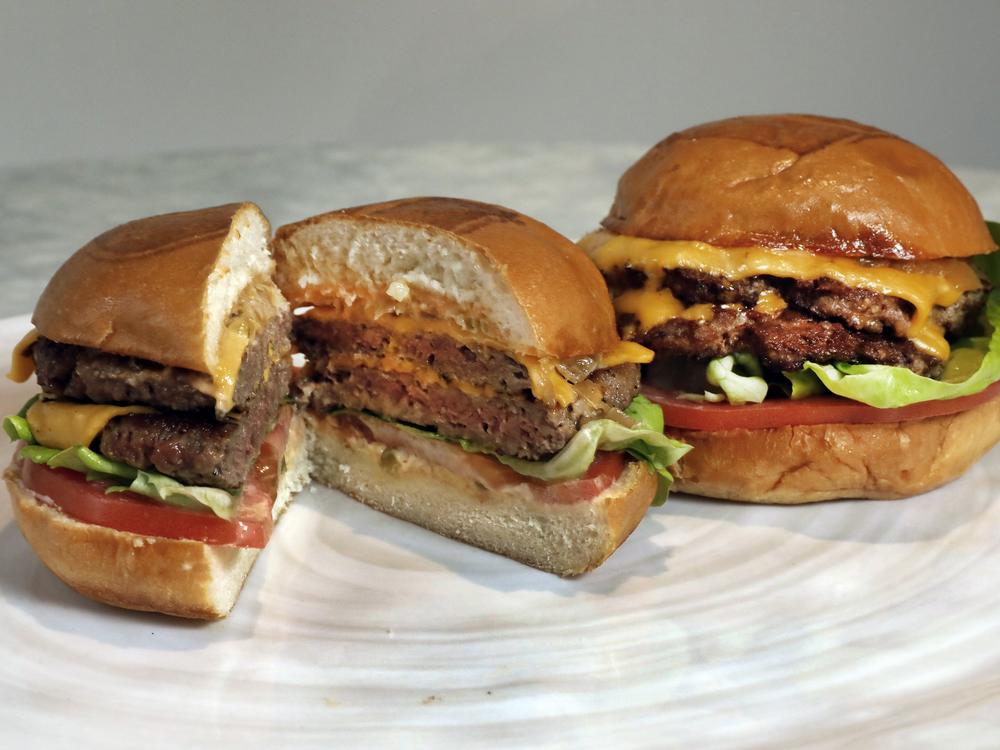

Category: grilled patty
[32, 313, 292, 412]
[296, 318, 640, 460]
[31, 315, 292, 488]
[606, 267, 986, 373]
[99, 360, 291, 489]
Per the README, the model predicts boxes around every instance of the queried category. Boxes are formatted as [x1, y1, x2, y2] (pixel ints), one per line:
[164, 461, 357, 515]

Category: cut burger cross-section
[273, 196, 691, 576]
[4, 203, 310, 619]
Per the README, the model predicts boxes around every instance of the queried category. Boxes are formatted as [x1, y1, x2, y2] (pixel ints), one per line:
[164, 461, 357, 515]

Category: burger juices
[581, 114, 1000, 501]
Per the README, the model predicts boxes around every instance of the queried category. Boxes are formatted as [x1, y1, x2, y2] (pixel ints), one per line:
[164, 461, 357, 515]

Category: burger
[273, 197, 690, 575]
[3, 203, 310, 618]
[579, 114, 1000, 502]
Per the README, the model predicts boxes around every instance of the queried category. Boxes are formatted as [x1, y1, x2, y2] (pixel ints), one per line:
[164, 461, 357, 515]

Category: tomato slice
[642, 380, 1000, 431]
[19, 409, 293, 548]
[330, 412, 628, 504]
[534, 451, 626, 505]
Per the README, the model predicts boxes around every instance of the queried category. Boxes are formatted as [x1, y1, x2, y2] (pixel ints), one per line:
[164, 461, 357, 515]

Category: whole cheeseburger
[580, 114, 1000, 502]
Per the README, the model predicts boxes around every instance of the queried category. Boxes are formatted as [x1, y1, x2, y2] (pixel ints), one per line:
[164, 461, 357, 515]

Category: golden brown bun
[603, 114, 996, 261]
[274, 197, 622, 359]
[4, 412, 312, 619]
[308, 412, 656, 575]
[6, 475, 260, 619]
[670, 395, 1000, 502]
[33, 203, 276, 374]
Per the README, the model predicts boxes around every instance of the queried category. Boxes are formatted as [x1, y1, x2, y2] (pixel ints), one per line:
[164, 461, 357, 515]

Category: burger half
[4, 204, 310, 618]
[273, 197, 690, 575]
[580, 114, 1000, 502]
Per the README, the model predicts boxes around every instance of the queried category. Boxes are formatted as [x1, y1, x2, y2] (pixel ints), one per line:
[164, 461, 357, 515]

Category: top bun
[273, 197, 622, 359]
[602, 114, 996, 261]
[33, 203, 283, 408]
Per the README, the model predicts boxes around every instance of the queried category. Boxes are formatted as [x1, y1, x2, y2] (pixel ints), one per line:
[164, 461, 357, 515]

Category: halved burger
[273, 197, 690, 575]
[580, 114, 1000, 502]
[4, 203, 310, 618]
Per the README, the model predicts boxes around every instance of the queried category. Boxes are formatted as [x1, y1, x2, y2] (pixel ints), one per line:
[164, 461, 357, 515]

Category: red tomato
[19, 409, 293, 548]
[642, 380, 1000, 431]
[534, 451, 626, 505]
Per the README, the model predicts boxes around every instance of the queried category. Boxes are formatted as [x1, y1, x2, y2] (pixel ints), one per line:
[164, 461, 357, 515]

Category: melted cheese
[754, 289, 788, 315]
[26, 401, 156, 450]
[520, 356, 577, 408]
[591, 236, 984, 361]
[212, 319, 251, 414]
[615, 288, 716, 329]
[304, 306, 651, 407]
[595, 340, 655, 368]
[8, 329, 39, 383]
[327, 352, 499, 400]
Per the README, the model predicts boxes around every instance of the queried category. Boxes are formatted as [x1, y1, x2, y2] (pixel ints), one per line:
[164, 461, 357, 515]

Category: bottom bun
[671, 395, 1000, 503]
[308, 413, 658, 576]
[4, 413, 311, 619]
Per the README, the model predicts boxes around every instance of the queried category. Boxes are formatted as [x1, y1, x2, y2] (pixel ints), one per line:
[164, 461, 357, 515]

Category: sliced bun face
[32, 203, 287, 412]
[603, 114, 996, 261]
[5, 412, 312, 619]
[273, 197, 621, 359]
[307, 412, 656, 576]
[670, 395, 1000, 503]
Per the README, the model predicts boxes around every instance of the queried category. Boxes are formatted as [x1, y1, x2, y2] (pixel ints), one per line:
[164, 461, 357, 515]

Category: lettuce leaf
[706, 354, 769, 405]
[799, 289, 1000, 407]
[107, 471, 237, 520]
[386, 395, 691, 507]
[973, 221, 1000, 284]
[716, 232, 1000, 408]
[5, 398, 238, 520]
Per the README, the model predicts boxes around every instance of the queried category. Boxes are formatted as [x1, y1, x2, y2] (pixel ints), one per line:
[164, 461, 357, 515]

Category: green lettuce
[706, 354, 769, 404]
[5, 398, 238, 519]
[709, 229, 1000, 408]
[384, 395, 691, 507]
[798, 289, 1000, 407]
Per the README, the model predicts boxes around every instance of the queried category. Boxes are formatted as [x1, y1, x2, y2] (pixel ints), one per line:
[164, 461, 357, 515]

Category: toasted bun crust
[670, 395, 1000, 503]
[307, 412, 657, 576]
[33, 203, 278, 375]
[4, 412, 311, 619]
[603, 114, 996, 261]
[273, 197, 621, 359]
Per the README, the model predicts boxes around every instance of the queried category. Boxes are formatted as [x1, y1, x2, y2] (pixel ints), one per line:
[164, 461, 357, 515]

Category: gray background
[2, 0, 998, 169]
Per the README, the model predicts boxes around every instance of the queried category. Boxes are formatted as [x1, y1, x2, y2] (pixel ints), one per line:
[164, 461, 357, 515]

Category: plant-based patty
[296, 318, 641, 460]
[99, 360, 291, 489]
[32, 314, 291, 412]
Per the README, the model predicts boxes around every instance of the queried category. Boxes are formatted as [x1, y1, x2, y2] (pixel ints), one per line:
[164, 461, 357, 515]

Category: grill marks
[607, 267, 987, 374]
[295, 318, 640, 460]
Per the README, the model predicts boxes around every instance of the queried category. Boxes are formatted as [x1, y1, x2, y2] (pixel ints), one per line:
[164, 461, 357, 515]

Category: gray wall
[2, 0, 998, 168]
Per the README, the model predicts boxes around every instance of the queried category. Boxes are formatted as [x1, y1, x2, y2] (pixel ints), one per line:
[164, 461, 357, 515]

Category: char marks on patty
[605, 266, 986, 373]
[295, 317, 640, 459]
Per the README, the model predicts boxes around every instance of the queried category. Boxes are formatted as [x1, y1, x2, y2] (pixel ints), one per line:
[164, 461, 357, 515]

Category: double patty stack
[30, 315, 290, 489]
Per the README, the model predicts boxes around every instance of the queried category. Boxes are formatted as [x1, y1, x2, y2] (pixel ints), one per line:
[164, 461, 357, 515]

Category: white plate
[2, 312, 999, 749]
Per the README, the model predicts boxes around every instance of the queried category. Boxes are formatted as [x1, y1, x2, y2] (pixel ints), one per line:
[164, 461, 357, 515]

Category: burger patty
[296, 318, 536, 394]
[644, 308, 937, 374]
[98, 360, 291, 489]
[32, 313, 292, 412]
[608, 268, 987, 373]
[296, 318, 641, 459]
[307, 369, 581, 459]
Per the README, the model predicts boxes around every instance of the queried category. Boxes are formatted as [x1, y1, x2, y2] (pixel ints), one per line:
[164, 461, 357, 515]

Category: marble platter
[2, 314, 1000, 748]
[2, 147, 1000, 748]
